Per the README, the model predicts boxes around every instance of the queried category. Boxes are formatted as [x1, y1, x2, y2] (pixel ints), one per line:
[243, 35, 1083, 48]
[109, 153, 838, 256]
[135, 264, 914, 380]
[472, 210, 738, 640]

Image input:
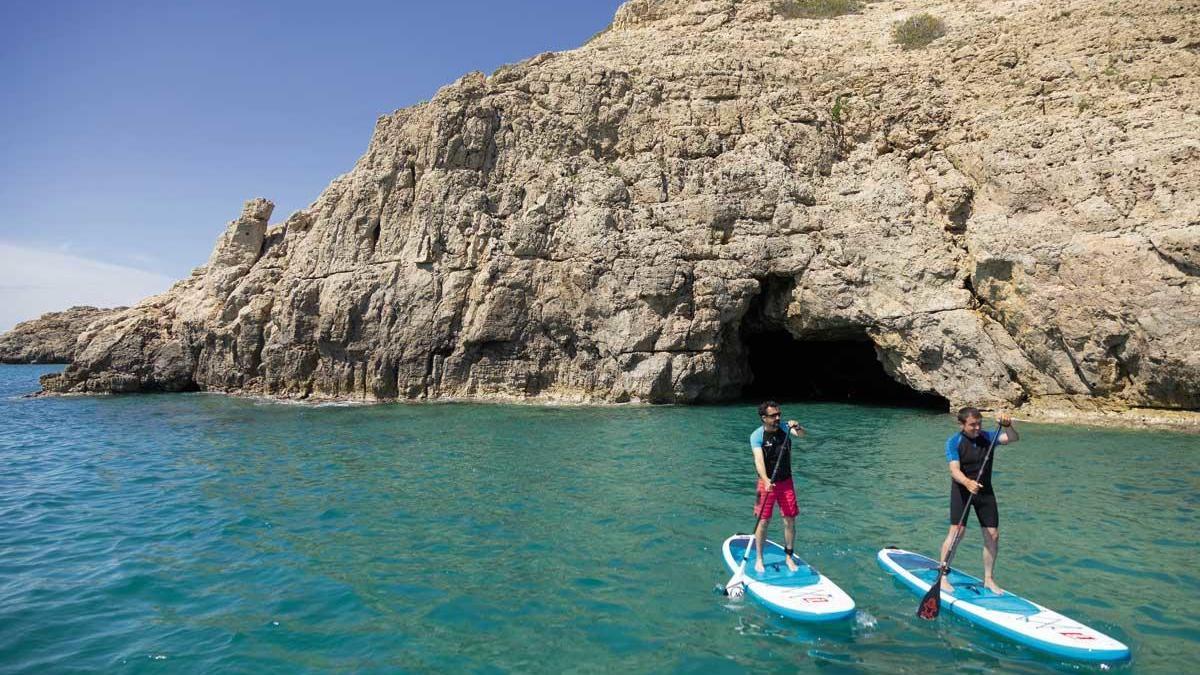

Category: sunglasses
[762, 412, 781, 418]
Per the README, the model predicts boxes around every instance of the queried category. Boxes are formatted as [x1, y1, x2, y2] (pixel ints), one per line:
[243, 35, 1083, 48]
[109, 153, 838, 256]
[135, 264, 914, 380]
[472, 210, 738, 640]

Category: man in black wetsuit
[939, 407, 1020, 593]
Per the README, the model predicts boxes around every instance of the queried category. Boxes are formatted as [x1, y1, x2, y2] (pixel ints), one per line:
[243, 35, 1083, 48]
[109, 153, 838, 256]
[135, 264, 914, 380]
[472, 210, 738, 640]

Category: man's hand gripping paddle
[723, 423, 794, 599]
[917, 423, 1004, 620]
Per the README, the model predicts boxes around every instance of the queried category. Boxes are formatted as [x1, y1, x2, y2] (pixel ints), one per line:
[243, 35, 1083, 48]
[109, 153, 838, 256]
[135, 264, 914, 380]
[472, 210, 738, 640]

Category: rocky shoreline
[19, 384, 1198, 432]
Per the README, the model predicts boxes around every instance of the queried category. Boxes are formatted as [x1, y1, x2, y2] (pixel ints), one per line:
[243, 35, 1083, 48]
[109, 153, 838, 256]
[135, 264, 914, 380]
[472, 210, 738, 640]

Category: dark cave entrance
[741, 330, 948, 408]
[737, 277, 948, 409]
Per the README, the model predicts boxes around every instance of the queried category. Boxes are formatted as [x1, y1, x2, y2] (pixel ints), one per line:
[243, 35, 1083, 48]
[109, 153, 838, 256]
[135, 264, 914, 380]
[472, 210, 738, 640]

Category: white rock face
[40, 0, 1200, 420]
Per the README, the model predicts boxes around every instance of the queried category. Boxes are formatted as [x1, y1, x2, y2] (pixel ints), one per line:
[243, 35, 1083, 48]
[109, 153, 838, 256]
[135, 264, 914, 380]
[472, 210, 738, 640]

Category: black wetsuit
[752, 426, 793, 481]
[947, 430, 999, 528]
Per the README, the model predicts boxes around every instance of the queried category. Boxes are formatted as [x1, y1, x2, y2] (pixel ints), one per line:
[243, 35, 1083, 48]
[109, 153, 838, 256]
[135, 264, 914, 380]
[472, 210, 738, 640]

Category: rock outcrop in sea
[0, 306, 124, 364]
[35, 0, 1200, 422]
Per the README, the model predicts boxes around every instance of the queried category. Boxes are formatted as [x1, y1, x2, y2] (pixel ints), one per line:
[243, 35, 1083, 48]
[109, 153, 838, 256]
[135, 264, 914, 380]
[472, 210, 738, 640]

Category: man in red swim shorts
[750, 400, 806, 573]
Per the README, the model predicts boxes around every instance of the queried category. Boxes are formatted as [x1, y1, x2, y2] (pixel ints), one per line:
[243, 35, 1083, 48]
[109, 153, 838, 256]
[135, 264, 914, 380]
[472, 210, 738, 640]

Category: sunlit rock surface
[39, 0, 1200, 423]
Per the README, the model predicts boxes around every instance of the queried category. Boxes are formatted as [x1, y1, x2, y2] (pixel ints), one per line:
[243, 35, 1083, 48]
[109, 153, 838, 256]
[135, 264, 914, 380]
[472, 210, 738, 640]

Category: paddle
[917, 422, 1003, 620]
[723, 422, 795, 597]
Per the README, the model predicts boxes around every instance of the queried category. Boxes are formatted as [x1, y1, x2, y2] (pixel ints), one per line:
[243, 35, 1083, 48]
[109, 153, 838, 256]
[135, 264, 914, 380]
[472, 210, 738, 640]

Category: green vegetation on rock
[892, 13, 947, 49]
[772, 0, 861, 20]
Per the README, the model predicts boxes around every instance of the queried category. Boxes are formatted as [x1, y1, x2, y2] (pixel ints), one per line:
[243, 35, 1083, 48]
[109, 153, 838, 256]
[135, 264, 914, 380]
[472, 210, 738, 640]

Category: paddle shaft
[724, 422, 792, 586]
[737, 424, 793, 565]
[942, 423, 1005, 569]
[918, 423, 1003, 618]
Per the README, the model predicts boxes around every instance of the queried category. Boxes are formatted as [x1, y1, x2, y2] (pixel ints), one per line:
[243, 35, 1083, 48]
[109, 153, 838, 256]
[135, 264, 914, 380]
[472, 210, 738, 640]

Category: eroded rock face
[0, 306, 125, 364]
[41, 0, 1200, 416]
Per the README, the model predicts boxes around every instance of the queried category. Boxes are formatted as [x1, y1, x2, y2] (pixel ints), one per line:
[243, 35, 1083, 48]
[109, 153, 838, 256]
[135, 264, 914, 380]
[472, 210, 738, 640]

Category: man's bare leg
[783, 516, 800, 571]
[754, 518, 769, 574]
[982, 527, 1003, 594]
[939, 525, 965, 592]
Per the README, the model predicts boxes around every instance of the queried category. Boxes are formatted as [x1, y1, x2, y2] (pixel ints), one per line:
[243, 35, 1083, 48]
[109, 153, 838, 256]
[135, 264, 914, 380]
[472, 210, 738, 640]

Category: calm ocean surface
[1, 364, 1196, 673]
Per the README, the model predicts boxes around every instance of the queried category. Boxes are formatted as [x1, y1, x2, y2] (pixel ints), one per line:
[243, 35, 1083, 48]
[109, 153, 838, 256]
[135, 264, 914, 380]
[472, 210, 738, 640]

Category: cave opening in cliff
[741, 331, 947, 408]
[738, 277, 948, 409]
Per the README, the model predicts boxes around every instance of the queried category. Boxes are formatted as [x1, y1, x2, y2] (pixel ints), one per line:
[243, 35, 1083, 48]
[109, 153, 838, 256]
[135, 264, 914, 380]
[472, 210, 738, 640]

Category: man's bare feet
[984, 580, 1005, 595]
[754, 561, 766, 574]
[785, 556, 800, 572]
[940, 578, 956, 593]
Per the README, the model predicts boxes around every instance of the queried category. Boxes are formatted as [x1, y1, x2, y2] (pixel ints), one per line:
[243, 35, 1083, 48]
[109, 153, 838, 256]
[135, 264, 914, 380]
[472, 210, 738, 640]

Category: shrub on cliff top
[892, 13, 947, 49]
[584, 23, 612, 46]
[772, 0, 861, 20]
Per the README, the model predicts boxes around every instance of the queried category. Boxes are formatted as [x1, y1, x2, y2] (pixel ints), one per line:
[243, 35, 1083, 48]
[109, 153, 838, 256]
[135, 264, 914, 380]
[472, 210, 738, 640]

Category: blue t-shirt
[750, 426, 765, 450]
[944, 430, 996, 462]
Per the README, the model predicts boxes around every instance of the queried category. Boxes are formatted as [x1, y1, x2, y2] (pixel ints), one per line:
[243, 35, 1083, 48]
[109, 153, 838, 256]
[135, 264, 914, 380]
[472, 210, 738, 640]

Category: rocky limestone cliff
[0, 306, 125, 364]
[40, 0, 1200, 423]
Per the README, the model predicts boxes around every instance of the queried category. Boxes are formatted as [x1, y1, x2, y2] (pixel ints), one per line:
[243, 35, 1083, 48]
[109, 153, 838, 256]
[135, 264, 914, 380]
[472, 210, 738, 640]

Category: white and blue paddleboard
[877, 547, 1130, 662]
[722, 535, 855, 622]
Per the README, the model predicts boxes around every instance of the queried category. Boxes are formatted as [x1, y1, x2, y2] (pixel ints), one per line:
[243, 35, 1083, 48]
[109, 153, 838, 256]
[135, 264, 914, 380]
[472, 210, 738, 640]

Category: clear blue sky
[0, 0, 622, 329]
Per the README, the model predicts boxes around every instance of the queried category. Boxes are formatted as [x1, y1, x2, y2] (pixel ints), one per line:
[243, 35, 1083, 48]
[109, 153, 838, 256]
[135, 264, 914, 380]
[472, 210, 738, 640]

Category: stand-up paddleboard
[722, 535, 855, 622]
[877, 548, 1130, 662]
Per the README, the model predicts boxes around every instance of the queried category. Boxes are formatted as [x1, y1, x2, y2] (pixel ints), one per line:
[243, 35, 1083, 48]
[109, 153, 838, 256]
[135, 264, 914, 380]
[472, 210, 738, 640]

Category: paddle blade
[723, 571, 745, 595]
[917, 576, 942, 619]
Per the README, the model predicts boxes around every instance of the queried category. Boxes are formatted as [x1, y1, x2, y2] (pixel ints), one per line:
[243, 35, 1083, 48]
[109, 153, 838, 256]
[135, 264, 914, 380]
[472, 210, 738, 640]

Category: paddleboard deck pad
[877, 547, 1130, 662]
[722, 535, 855, 622]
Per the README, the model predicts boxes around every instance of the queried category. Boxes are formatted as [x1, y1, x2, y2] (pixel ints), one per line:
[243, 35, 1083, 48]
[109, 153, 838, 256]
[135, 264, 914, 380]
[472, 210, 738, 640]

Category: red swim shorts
[754, 477, 799, 520]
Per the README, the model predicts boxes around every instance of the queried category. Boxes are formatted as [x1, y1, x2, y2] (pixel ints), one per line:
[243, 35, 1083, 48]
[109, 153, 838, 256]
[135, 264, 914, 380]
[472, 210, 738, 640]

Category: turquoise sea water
[1, 364, 1197, 673]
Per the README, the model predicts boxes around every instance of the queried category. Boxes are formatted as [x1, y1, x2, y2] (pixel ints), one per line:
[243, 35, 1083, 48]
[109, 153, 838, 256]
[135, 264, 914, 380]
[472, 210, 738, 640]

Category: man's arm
[752, 446, 771, 488]
[785, 420, 806, 438]
[996, 413, 1019, 444]
[945, 435, 982, 493]
[948, 460, 982, 494]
